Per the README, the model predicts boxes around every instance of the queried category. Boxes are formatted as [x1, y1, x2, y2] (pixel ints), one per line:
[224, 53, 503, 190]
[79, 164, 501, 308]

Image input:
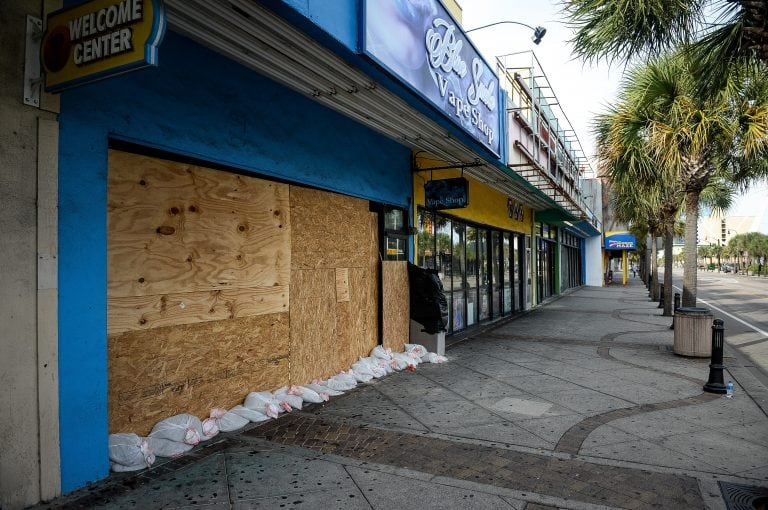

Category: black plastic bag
[408, 263, 448, 334]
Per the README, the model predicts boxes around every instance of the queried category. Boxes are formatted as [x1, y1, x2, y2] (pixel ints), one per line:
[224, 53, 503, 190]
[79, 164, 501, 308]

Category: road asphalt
[33, 277, 768, 509]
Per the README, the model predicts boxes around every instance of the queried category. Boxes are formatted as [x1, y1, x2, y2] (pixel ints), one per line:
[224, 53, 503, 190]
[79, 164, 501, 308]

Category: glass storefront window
[384, 208, 405, 231]
[466, 226, 478, 326]
[513, 234, 520, 312]
[478, 228, 490, 321]
[385, 236, 406, 261]
[503, 232, 512, 314]
[491, 231, 501, 316]
[417, 209, 435, 269]
[436, 217, 451, 292]
[452, 222, 466, 332]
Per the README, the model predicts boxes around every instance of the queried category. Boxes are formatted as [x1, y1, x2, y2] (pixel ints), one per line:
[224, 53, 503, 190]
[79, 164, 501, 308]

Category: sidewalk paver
[33, 278, 768, 510]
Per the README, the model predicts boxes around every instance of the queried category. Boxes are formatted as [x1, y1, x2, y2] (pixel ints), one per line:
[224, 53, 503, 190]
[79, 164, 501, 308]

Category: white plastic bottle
[726, 381, 734, 398]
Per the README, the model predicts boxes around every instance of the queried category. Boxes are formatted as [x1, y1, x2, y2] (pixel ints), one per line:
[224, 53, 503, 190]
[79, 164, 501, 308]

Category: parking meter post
[703, 319, 727, 394]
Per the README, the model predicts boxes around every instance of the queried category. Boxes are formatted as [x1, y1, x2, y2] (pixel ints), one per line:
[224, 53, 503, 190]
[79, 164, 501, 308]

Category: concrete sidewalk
[34, 279, 768, 509]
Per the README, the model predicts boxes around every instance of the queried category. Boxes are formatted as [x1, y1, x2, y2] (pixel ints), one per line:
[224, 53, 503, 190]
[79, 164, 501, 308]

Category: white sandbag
[371, 345, 394, 361]
[337, 370, 358, 387]
[244, 391, 280, 418]
[356, 357, 386, 378]
[274, 386, 304, 411]
[147, 436, 194, 458]
[423, 352, 448, 364]
[111, 461, 148, 472]
[299, 386, 328, 403]
[200, 418, 220, 440]
[306, 382, 344, 397]
[149, 414, 203, 445]
[323, 374, 356, 391]
[351, 360, 375, 382]
[404, 343, 428, 358]
[404, 350, 422, 365]
[210, 407, 249, 432]
[230, 405, 272, 423]
[390, 352, 411, 370]
[109, 433, 155, 469]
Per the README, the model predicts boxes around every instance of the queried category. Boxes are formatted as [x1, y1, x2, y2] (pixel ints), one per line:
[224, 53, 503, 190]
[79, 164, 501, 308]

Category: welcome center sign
[42, 0, 165, 92]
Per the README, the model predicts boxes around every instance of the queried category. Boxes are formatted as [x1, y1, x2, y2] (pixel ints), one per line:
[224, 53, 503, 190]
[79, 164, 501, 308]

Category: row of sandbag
[108, 343, 446, 471]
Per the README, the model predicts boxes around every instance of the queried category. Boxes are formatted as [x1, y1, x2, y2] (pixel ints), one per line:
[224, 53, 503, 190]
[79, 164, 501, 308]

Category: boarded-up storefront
[107, 150, 380, 434]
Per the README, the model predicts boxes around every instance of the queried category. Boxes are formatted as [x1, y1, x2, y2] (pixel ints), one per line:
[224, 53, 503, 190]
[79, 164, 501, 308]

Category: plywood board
[335, 268, 350, 302]
[289, 269, 338, 384]
[108, 313, 290, 435]
[382, 261, 409, 353]
[290, 186, 371, 270]
[108, 286, 288, 334]
[336, 267, 377, 367]
[108, 150, 290, 298]
[288, 186, 379, 383]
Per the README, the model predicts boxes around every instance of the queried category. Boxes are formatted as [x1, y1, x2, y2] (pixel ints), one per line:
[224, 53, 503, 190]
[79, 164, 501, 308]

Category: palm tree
[595, 54, 767, 306]
[565, 0, 767, 92]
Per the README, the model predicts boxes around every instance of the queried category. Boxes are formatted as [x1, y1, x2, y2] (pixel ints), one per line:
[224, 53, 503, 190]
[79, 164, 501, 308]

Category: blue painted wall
[58, 30, 411, 492]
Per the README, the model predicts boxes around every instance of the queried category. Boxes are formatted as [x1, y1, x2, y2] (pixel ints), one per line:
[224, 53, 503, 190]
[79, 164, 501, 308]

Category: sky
[460, 0, 766, 233]
[461, 0, 625, 175]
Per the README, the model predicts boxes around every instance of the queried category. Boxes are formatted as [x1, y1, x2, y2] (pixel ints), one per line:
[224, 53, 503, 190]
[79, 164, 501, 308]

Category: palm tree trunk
[663, 230, 673, 316]
[651, 234, 659, 301]
[682, 191, 700, 306]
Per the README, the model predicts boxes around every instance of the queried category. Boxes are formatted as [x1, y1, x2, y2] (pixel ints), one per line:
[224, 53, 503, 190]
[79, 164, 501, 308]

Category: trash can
[673, 307, 713, 357]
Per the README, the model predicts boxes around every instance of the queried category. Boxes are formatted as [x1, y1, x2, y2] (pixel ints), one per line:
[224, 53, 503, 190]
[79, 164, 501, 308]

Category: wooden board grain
[382, 261, 409, 352]
[108, 312, 290, 435]
[288, 186, 379, 383]
[290, 186, 372, 270]
[108, 150, 290, 299]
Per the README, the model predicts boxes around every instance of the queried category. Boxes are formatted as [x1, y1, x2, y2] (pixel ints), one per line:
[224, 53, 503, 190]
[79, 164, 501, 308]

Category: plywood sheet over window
[288, 187, 378, 383]
[107, 150, 291, 434]
[107, 150, 290, 332]
[382, 261, 409, 352]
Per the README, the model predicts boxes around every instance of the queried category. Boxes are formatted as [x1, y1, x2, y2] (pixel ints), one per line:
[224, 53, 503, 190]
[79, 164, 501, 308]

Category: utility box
[673, 307, 713, 357]
[409, 320, 445, 356]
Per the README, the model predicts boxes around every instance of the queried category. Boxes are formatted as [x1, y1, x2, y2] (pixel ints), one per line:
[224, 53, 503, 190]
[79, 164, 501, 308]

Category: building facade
[1, 1, 603, 507]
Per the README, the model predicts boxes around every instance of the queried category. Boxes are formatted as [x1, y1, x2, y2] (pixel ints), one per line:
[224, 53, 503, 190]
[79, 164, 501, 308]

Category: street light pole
[465, 20, 547, 45]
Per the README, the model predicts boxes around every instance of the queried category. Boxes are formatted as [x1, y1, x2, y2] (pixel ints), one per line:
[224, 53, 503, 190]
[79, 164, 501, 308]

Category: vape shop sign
[362, 0, 500, 156]
[42, 0, 165, 92]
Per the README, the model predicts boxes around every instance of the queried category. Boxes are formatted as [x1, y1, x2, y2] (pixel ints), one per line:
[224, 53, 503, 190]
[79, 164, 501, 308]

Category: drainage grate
[720, 481, 768, 510]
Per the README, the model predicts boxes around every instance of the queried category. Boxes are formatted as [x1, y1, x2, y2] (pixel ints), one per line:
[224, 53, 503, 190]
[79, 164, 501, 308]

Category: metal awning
[164, 0, 560, 211]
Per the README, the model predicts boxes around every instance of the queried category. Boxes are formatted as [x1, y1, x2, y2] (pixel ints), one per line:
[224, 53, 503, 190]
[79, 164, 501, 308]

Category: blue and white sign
[605, 232, 637, 250]
[362, 0, 500, 156]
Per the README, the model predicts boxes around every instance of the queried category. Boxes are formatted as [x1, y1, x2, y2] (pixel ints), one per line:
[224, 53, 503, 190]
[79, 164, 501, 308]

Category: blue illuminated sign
[362, 0, 500, 156]
[605, 233, 637, 250]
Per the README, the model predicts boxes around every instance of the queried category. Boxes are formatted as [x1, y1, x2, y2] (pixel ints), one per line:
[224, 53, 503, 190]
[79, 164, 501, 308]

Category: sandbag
[230, 405, 272, 423]
[274, 386, 304, 411]
[147, 436, 194, 458]
[390, 352, 411, 370]
[244, 391, 280, 418]
[404, 343, 428, 358]
[200, 418, 219, 440]
[210, 408, 249, 432]
[357, 357, 386, 378]
[371, 345, 394, 361]
[109, 433, 155, 469]
[111, 462, 149, 472]
[149, 414, 203, 445]
[306, 382, 344, 397]
[299, 386, 328, 403]
[423, 352, 448, 364]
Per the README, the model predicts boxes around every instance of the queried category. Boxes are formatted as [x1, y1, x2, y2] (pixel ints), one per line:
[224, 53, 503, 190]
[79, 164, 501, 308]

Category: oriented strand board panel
[108, 313, 290, 435]
[290, 186, 372, 270]
[382, 261, 409, 352]
[107, 150, 290, 333]
[289, 186, 379, 384]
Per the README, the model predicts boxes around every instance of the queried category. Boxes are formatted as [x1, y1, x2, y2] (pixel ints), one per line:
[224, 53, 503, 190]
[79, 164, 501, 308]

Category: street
[664, 267, 768, 378]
